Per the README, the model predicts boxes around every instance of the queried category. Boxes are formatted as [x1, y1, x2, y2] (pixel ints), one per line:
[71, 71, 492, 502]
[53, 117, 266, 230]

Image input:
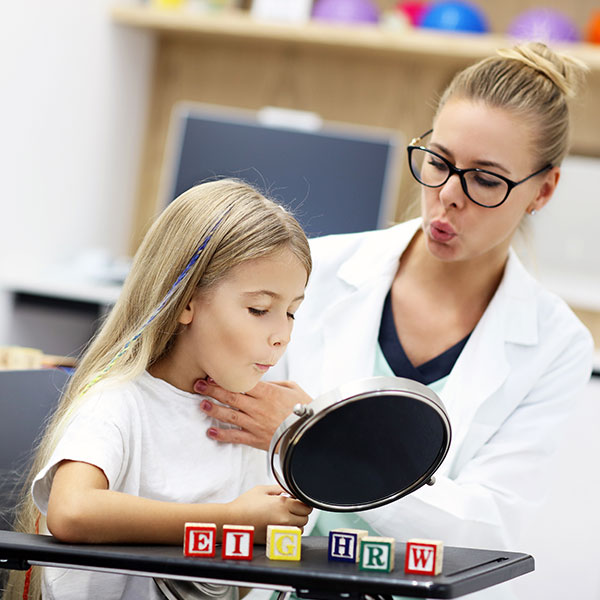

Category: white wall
[513, 377, 600, 599]
[0, 0, 154, 273]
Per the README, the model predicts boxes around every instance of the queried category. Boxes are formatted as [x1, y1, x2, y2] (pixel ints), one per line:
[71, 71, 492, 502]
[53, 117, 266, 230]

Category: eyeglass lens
[410, 148, 509, 207]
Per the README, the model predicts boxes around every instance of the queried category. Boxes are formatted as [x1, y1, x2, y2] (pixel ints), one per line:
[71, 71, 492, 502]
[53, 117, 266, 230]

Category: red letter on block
[404, 539, 443, 576]
[222, 525, 254, 560]
[184, 523, 217, 557]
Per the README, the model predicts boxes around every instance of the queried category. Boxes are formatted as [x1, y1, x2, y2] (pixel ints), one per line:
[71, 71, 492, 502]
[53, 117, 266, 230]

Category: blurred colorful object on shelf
[312, 0, 380, 24]
[507, 9, 580, 43]
[395, 1, 429, 26]
[151, 0, 185, 8]
[586, 11, 600, 44]
[420, 1, 489, 34]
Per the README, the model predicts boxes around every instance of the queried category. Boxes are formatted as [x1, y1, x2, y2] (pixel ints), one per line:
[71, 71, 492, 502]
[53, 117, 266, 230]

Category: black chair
[0, 368, 70, 531]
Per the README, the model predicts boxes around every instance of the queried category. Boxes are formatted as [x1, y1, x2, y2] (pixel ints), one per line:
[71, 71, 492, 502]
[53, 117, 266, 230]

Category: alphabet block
[359, 536, 395, 572]
[328, 528, 369, 563]
[222, 525, 255, 560]
[184, 523, 217, 557]
[266, 525, 302, 561]
[404, 539, 444, 576]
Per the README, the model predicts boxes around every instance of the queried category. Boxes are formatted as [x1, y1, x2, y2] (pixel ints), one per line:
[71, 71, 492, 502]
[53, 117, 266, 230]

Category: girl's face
[156, 247, 307, 394]
[419, 99, 558, 265]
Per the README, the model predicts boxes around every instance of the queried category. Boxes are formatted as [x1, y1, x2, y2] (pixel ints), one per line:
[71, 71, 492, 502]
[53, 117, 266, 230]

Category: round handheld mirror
[269, 376, 451, 512]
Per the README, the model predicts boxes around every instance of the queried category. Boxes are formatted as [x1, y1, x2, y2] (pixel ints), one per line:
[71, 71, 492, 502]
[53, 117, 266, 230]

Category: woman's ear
[529, 166, 560, 213]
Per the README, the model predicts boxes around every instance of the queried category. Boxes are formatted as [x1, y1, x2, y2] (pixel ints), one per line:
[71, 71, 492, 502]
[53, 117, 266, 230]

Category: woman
[194, 42, 594, 595]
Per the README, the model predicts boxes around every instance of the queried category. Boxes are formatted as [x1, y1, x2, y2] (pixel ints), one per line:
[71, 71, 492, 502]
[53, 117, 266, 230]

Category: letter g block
[266, 525, 302, 561]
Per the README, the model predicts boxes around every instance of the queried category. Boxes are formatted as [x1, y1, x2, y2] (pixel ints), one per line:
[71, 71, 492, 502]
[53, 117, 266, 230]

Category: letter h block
[328, 528, 369, 563]
[184, 522, 217, 557]
[404, 539, 444, 576]
[266, 525, 302, 561]
[222, 525, 255, 560]
[359, 536, 395, 572]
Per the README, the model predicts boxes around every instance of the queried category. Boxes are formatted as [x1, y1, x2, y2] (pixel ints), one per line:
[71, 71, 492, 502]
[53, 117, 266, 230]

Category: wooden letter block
[359, 536, 395, 572]
[328, 528, 369, 563]
[266, 525, 302, 561]
[184, 523, 217, 557]
[404, 539, 444, 576]
[222, 525, 255, 560]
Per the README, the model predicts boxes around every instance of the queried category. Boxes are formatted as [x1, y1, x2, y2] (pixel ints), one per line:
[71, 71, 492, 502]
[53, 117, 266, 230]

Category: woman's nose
[439, 173, 467, 210]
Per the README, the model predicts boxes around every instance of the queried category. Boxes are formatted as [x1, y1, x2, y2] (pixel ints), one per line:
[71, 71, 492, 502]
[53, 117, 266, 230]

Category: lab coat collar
[336, 218, 421, 289]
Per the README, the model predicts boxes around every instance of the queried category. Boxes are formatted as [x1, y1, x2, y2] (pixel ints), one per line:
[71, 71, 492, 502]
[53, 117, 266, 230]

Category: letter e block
[222, 525, 254, 560]
[184, 522, 217, 557]
[266, 525, 302, 561]
[404, 539, 444, 576]
[328, 528, 369, 563]
[359, 536, 395, 572]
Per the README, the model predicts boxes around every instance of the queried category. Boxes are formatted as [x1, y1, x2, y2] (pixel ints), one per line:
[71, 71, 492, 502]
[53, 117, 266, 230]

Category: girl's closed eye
[248, 307, 268, 316]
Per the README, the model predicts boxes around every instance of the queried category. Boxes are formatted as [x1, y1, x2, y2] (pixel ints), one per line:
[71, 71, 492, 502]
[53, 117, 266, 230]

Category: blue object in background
[312, 0, 380, 24]
[420, 1, 489, 33]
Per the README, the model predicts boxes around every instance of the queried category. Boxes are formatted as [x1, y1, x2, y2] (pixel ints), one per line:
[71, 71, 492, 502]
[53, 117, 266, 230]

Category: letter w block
[184, 522, 217, 557]
[404, 539, 444, 575]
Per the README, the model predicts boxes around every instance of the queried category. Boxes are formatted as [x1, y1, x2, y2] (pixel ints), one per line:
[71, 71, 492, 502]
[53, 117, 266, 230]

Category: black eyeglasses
[407, 129, 552, 208]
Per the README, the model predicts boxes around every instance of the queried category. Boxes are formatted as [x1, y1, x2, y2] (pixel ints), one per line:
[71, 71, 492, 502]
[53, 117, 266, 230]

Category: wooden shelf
[111, 4, 600, 68]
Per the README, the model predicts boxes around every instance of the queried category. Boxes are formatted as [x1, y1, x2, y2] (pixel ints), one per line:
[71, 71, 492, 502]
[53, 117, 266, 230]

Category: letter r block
[404, 539, 444, 575]
[184, 523, 217, 557]
[266, 525, 302, 561]
[222, 525, 254, 560]
[328, 528, 369, 562]
[359, 536, 395, 572]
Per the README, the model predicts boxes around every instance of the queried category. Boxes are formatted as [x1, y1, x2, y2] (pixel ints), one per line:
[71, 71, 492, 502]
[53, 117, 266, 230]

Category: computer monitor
[160, 103, 403, 238]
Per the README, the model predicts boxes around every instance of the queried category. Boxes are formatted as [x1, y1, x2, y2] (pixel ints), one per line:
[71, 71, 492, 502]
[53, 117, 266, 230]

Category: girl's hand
[226, 485, 312, 543]
[195, 380, 312, 451]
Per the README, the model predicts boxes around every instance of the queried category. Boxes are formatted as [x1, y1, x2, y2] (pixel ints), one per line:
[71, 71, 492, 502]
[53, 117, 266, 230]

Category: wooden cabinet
[111, 5, 600, 248]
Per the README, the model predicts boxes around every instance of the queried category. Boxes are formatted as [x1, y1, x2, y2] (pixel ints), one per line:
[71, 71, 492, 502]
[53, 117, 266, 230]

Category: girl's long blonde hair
[5, 179, 311, 599]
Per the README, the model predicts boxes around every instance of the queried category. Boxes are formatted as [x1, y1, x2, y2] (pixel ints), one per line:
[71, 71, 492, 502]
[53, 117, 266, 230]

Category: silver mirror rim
[268, 376, 452, 512]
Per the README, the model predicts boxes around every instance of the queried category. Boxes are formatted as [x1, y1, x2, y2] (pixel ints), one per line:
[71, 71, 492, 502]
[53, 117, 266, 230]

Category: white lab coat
[269, 219, 593, 584]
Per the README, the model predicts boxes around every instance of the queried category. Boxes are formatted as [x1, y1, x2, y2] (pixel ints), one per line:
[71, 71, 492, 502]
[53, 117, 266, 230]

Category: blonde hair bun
[497, 42, 589, 98]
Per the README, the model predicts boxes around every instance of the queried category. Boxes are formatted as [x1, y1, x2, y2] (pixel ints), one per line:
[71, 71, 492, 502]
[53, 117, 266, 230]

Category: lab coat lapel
[319, 221, 420, 394]
[439, 251, 539, 472]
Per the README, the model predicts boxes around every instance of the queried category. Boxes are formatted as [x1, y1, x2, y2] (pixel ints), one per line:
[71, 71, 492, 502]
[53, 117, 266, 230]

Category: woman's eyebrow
[430, 141, 510, 174]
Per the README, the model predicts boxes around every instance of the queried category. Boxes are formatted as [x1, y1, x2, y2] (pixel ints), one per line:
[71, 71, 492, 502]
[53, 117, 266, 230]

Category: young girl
[8, 179, 313, 600]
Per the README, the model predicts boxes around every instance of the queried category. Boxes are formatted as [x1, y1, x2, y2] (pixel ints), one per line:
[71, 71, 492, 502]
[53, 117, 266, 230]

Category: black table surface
[0, 531, 533, 599]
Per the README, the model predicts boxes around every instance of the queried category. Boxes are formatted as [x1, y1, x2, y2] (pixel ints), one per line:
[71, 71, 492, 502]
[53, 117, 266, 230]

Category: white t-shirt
[32, 371, 269, 600]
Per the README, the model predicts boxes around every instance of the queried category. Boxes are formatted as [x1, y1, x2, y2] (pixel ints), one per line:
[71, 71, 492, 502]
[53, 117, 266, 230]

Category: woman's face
[419, 99, 558, 265]
[154, 247, 307, 394]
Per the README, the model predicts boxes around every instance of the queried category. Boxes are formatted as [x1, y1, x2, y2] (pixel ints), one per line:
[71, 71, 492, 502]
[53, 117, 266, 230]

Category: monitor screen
[161, 104, 402, 238]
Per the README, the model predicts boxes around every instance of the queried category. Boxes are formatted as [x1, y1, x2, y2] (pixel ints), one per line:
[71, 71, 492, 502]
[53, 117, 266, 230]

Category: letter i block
[404, 539, 444, 576]
[266, 525, 302, 561]
[359, 536, 395, 572]
[184, 523, 217, 557]
[328, 528, 369, 563]
[221, 525, 255, 560]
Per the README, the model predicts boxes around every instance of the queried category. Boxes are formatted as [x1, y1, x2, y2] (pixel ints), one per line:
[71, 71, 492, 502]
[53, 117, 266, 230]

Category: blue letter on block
[328, 531, 359, 562]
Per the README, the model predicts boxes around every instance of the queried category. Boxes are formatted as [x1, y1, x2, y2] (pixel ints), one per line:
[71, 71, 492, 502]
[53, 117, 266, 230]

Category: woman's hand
[226, 485, 312, 543]
[194, 379, 312, 451]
